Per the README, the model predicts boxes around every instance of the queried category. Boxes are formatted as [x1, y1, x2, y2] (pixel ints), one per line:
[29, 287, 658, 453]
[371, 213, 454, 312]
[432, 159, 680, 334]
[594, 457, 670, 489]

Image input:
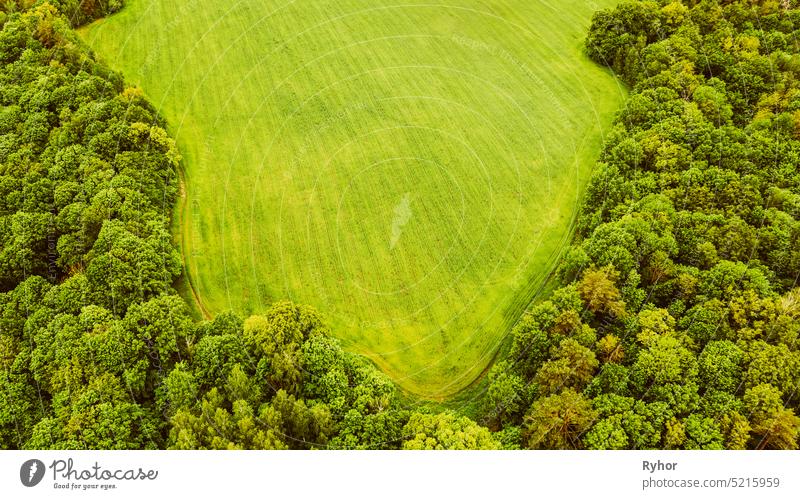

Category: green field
[80, 0, 624, 399]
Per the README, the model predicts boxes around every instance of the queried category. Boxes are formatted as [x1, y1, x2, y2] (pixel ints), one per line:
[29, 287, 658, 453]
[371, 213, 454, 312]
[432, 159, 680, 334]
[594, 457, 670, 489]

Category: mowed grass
[80, 0, 624, 399]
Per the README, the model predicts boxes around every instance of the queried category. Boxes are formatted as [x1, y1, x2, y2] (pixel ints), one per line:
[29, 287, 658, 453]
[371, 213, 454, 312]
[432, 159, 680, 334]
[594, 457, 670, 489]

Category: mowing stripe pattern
[80, 0, 625, 398]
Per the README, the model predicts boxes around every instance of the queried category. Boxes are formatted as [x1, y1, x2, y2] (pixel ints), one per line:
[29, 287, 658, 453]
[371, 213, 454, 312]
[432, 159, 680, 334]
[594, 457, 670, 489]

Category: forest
[1, 0, 799, 449]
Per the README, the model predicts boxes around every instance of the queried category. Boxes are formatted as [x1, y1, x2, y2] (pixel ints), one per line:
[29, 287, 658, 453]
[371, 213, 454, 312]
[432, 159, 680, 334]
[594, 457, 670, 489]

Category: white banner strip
[1, 451, 798, 498]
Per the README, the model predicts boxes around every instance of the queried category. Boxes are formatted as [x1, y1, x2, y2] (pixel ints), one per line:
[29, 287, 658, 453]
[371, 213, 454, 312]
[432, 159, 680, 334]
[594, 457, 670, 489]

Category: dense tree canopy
[486, 0, 800, 449]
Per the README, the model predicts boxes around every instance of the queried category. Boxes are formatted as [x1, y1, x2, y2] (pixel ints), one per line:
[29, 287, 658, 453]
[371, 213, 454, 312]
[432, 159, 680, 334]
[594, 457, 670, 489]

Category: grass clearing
[80, 0, 624, 399]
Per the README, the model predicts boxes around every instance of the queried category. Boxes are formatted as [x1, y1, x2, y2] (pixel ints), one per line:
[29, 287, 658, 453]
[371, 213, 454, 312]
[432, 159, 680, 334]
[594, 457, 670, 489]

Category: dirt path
[174, 165, 212, 321]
